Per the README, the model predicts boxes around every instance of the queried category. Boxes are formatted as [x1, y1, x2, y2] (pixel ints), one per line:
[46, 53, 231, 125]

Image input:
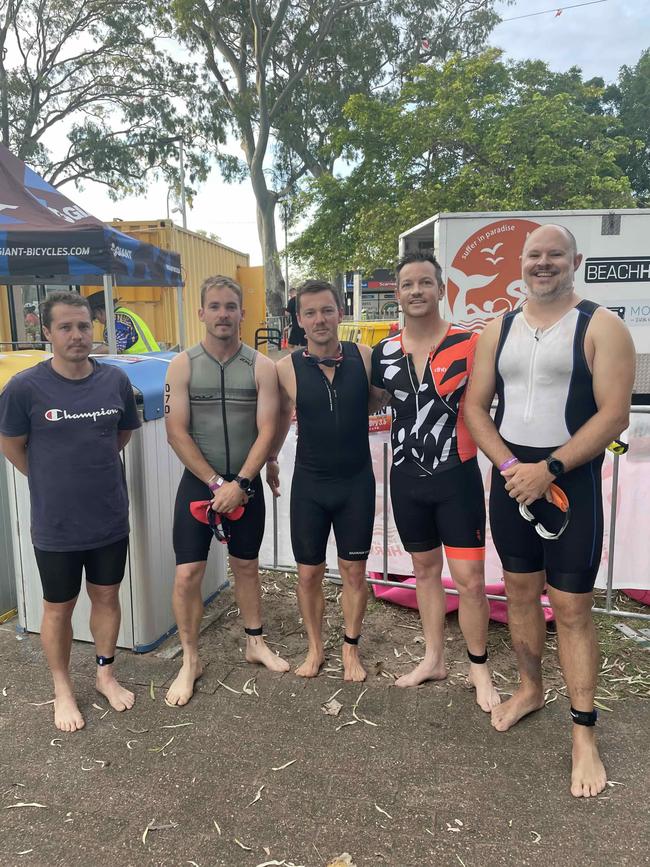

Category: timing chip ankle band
[245, 626, 264, 637]
[344, 634, 360, 645]
[467, 648, 488, 664]
[570, 706, 598, 726]
[96, 655, 115, 667]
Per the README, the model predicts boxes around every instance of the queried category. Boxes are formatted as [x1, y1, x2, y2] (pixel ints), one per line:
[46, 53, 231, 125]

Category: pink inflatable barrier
[621, 589, 650, 606]
[370, 572, 554, 623]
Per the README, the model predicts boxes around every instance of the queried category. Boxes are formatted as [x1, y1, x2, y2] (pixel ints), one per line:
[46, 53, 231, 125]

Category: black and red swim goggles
[302, 343, 344, 368]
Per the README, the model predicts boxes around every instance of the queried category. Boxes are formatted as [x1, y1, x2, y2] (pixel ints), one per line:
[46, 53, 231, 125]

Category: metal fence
[269, 406, 650, 623]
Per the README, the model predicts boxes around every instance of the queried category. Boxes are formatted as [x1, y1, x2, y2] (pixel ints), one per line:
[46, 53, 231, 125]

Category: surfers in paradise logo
[446, 219, 541, 331]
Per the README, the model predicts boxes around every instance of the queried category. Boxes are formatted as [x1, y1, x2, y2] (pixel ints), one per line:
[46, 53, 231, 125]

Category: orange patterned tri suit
[371, 325, 485, 561]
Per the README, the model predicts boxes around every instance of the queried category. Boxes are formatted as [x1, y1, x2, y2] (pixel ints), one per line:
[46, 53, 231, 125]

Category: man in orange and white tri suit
[370, 251, 500, 712]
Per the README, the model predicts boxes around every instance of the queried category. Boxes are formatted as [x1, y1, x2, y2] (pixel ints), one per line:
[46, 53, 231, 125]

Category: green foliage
[0, 0, 210, 194]
[607, 48, 650, 206]
[291, 49, 636, 274]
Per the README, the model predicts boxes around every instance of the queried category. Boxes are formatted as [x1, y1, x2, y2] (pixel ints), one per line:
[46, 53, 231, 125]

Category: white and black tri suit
[490, 300, 605, 592]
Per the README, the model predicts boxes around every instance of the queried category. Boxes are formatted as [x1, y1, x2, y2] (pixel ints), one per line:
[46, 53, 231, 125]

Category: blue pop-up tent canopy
[0, 143, 185, 350]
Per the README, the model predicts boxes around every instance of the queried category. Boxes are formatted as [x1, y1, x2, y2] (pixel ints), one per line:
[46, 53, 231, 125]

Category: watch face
[237, 476, 251, 490]
[548, 458, 563, 476]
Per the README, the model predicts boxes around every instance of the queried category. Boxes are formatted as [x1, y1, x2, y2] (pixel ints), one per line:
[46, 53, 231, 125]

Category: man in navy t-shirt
[0, 292, 141, 733]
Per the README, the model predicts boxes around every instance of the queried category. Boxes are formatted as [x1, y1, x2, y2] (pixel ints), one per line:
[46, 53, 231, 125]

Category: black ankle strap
[570, 706, 598, 727]
[96, 655, 115, 667]
[245, 626, 264, 637]
[467, 648, 488, 664]
[344, 634, 360, 645]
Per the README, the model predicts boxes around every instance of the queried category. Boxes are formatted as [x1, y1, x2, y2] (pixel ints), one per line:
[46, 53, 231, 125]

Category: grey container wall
[0, 458, 18, 617]
[9, 413, 227, 651]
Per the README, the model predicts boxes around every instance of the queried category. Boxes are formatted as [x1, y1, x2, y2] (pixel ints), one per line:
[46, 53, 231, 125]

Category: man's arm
[117, 430, 133, 451]
[0, 434, 28, 476]
[265, 356, 296, 497]
[368, 342, 393, 412]
[464, 318, 513, 468]
[164, 352, 217, 485]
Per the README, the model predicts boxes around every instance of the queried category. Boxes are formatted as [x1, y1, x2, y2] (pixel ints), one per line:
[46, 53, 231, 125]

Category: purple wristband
[499, 457, 519, 472]
[208, 476, 223, 492]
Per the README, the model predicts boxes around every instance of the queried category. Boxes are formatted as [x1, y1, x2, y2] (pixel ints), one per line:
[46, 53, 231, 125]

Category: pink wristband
[208, 476, 224, 492]
[499, 457, 519, 472]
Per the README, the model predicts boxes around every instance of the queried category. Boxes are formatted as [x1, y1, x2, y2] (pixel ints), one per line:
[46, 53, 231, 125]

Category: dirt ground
[1, 573, 649, 867]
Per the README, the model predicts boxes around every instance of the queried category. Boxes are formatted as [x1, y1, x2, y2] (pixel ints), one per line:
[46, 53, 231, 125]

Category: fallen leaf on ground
[142, 820, 178, 845]
[327, 855, 356, 867]
[375, 804, 392, 820]
[246, 785, 265, 807]
[149, 681, 155, 700]
[4, 803, 47, 809]
[352, 688, 378, 727]
[162, 722, 194, 729]
[217, 680, 242, 695]
[234, 838, 253, 851]
[148, 736, 174, 753]
[28, 700, 54, 706]
[271, 759, 297, 771]
[321, 698, 342, 717]
[335, 720, 357, 732]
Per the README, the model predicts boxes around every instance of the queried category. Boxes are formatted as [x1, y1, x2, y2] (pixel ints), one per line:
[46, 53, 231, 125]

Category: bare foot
[491, 686, 544, 731]
[245, 636, 291, 673]
[395, 656, 447, 688]
[342, 644, 366, 682]
[166, 658, 203, 706]
[96, 671, 135, 712]
[469, 663, 501, 712]
[571, 726, 607, 798]
[54, 691, 85, 733]
[295, 648, 325, 678]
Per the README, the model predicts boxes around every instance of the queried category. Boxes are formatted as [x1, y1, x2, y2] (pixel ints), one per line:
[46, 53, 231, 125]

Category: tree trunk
[249, 165, 285, 316]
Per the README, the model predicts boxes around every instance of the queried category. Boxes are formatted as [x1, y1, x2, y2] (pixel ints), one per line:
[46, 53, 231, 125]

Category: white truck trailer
[398, 209, 650, 399]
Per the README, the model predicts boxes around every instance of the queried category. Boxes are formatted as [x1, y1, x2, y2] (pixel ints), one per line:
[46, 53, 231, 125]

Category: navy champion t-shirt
[0, 359, 141, 551]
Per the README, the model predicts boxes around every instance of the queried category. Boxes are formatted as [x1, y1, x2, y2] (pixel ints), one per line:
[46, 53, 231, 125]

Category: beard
[526, 277, 574, 304]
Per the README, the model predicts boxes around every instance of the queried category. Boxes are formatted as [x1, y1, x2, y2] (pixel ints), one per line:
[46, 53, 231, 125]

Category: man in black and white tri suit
[465, 224, 635, 798]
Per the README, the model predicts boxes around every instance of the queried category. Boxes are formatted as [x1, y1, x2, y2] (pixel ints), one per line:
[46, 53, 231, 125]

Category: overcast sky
[70, 0, 650, 266]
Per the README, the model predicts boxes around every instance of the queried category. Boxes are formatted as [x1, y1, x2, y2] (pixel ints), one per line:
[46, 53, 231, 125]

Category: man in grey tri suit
[164, 275, 289, 705]
[465, 224, 635, 798]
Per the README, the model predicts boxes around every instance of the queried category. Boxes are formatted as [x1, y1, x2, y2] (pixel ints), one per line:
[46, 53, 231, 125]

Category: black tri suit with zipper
[290, 342, 376, 565]
[172, 342, 265, 563]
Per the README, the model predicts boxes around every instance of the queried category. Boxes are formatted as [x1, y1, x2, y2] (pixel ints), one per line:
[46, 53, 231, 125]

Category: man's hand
[502, 461, 554, 506]
[211, 480, 247, 514]
[266, 460, 280, 497]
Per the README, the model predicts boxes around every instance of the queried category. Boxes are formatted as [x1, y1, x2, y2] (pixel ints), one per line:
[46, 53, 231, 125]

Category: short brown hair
[296, 279, 343, 313]
[200, 275, 243, 308]
[41, 292, 91, 330]
[396, 251, 443, 288]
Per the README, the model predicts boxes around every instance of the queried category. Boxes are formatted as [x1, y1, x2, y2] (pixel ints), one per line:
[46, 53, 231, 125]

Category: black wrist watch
[545, 455, 564, 477]
[234, 475, 253, 495]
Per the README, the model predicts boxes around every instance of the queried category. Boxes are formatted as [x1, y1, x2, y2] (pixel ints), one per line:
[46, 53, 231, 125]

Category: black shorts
[173, 469, 265, 564]
[34, 537, 129, 604]
[290, 463, 376, 565]
[489, 443, 604, 594]
[390, 458, 486, 560]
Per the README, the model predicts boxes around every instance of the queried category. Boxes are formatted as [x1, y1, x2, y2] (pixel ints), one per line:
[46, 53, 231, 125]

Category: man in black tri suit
[465, 224, 635, 797]
[267, 279, 375, 681]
